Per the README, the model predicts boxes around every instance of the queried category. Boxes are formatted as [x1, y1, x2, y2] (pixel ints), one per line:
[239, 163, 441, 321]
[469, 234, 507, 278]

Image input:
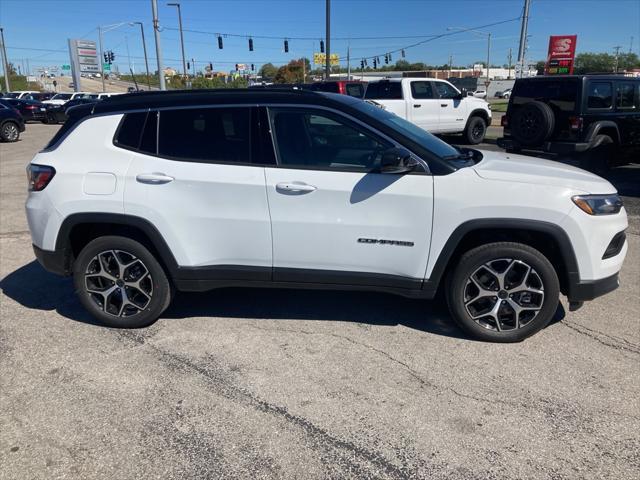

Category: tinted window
[52, 93, 71, 100]
[345, 83, 364, 98]
[114, 112, 147, 150]
[3, 93, 19, 98]
[270, 108, 391, 171]
[435, 82, 459, 99]
[158, 107, 251, 164]
[512, 79, 578, 112]
[617, 82, 637, 109]
[364, 82, 403, 100]
[587, 82, 613, 109]
[140, 111, 157, 154]
[411, 81, 434, 99]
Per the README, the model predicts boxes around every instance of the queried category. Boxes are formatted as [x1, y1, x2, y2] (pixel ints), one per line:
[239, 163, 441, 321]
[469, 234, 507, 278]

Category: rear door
[263, 106, 433, 287]
[123, 107, 274, 275]
[406, 80, 441, 132]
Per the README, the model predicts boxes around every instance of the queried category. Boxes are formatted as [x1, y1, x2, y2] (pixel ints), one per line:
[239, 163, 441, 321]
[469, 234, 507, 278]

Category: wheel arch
[56, 213, 179, 277]
[466, 108, 490, 126]
[425, 219, 580, 296]
[585, 121, 621, 145]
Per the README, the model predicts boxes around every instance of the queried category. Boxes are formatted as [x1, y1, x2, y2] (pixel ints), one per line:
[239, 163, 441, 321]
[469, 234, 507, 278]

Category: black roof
[90, 88, 358, 115]
[518, 74, 639, 81]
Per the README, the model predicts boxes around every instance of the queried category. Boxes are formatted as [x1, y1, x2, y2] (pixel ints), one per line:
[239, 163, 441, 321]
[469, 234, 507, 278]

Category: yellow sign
[313, 53, 340, 66]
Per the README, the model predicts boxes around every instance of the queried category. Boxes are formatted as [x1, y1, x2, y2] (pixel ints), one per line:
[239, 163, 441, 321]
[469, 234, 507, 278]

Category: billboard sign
[313, 53, 340, 66]
[544, 35, 577, 75]
[68, 39, 100, 91]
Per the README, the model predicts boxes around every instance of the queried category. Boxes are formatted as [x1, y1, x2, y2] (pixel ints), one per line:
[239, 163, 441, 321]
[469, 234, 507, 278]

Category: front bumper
[567, 272, 620, 302]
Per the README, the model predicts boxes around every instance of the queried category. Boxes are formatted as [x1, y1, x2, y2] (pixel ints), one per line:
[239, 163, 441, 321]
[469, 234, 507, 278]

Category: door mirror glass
[380, 147, 416, 174]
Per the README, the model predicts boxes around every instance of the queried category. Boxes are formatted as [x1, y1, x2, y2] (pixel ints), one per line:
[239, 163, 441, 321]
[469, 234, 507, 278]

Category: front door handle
[276, 182, 317, 193]
[441, 104, 448, 107]
[136, 173, 174, 185]
[413, 104, 421, 108]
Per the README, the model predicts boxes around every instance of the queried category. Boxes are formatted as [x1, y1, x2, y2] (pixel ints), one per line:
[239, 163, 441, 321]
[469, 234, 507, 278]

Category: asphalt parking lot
[1, 123, 639, 480]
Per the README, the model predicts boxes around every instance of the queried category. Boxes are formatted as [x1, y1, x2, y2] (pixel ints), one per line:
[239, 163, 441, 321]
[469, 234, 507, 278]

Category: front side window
[411, 81, 434, 99]
[587, 82, 613, 109]
[269, 108, 391, 171]
[617, 82, 637, 109]
[435, 82, 459, 99]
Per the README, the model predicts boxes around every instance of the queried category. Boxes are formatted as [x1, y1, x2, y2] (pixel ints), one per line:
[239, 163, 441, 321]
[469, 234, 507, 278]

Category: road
[42, 75, 156, 94]
[1, 124, 639, 480]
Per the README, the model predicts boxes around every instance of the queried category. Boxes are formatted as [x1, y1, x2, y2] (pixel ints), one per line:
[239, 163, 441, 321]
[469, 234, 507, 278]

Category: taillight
[569, 116, 583, 131]
[27, 164, 56, 191]
[501, 115, 509, 127]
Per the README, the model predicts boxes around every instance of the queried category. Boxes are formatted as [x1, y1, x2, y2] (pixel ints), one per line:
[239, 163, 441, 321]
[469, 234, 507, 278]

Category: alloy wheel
[463, 258, 545, 332]
[3, 123, 18, 141]
[84, 250, 153, 317]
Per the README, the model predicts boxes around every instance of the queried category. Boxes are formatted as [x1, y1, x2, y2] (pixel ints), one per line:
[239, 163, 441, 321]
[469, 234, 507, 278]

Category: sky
[0, 0, 639, 75]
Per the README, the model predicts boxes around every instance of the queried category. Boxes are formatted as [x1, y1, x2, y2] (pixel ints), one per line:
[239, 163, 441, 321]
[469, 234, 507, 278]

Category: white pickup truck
[364, 78, 492, 144]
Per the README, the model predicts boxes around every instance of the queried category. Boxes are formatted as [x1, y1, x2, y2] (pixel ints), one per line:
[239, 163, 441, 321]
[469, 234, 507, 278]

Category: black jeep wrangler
[497, 75, 640, 171]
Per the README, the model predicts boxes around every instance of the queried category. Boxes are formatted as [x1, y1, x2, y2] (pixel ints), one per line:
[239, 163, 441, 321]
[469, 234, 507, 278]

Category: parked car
[0, 101, 25, 141]
[495, 88, 512, 99]
[0, 98, 48, 122]
[43, 92, 92, 106]
[303, 81, 366, 98]
[26, 89, 627, 342]
[45, 98, 98, 124]
[364, 78, 492, 144]
[3, 90, 40, 99]
[497, 75, 640, 171]
[470, 89, 487, 99]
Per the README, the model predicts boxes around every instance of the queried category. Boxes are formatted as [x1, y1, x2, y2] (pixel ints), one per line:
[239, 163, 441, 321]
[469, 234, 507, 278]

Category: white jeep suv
[25, 90, 628, 342]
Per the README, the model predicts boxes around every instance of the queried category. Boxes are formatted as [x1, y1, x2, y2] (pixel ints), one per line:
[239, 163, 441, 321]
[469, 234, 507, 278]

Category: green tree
[274, 59, 307, 83]
[258, 63, 278, 80]
[573, 52, 615, 74]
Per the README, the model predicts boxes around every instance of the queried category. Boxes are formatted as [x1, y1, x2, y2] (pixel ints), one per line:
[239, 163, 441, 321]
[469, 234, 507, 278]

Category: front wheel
[0, 121, 20, 142]
[73, 236, 172, 328]
[446, 242, 560, 342]
[463, 116, 487, 145]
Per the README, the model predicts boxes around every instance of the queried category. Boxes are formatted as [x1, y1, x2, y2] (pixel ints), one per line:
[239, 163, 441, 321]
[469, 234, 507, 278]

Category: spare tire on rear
[511, 101, 555, 147]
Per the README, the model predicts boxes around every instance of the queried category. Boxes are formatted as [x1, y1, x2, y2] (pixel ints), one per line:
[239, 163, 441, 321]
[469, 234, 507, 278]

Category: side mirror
[380, 147, 417, 174]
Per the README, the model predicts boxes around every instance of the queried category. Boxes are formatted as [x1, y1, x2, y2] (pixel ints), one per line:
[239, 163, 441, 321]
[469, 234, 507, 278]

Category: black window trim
[264, 103, 430, 175]
[585, 80, 614, 112]
[112, 108, 150, 154]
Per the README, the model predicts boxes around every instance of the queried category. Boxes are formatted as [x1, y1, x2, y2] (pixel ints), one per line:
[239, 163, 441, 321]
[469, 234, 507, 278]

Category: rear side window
[114, 112, 147, 150]
[616, 82, 637, 110]
[140, 111, 158, 154]
[345, 83, 364, 98]
[587, 82, 613, 109]
[364, 82, 403, 100]
[158, 107, 251, 164]
[411, 81, 434, 99]
[512, 79, 578, 112]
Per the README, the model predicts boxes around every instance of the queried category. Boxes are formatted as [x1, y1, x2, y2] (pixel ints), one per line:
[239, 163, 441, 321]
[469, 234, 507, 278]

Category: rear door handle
[413, 104, 421, 108]
[441, 104, 448, 107]
[276, 182, 317, 193]
[136, 173, 174, 185]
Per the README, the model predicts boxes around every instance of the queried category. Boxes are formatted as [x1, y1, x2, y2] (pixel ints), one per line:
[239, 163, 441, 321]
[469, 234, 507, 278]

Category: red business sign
[545, 35, 578, 75]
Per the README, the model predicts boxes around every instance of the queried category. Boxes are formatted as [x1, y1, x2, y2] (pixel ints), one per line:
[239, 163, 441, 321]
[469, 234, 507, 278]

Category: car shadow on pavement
[1, 261, 565, 340]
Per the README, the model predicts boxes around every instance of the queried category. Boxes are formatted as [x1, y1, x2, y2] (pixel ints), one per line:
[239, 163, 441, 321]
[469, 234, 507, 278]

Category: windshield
[52, 93, 72, 100]
[352, 100, 460, 159]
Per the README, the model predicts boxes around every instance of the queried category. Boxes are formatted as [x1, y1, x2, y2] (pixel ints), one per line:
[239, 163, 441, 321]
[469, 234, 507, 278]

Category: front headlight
[572, 194, 623, 215]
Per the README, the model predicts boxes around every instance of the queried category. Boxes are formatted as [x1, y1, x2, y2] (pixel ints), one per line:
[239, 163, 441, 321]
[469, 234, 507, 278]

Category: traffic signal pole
[151, 0, 166, 90]
[325, 0, 331, 80]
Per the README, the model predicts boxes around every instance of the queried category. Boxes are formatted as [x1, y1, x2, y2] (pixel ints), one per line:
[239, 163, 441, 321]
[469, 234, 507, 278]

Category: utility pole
[507, 47, 513, 79]
[630, 36, 634, 54]
[448, 54, 453, 78]
[0, 27, 11, 92]
[133, 22, 151, 89]
[517, 0, 531, 78]
[613, 45, 622, 73]
[325, 0, 331, 80]
[167, 2, 188, 84]
[151, 0, 166, 90]
[98, 26, 106, 91]
[486, 32, 491, 87]
[347, 44, 350, 80]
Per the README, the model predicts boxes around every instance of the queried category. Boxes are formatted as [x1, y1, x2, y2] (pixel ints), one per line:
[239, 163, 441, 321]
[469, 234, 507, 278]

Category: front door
[264, 107, 434, 288]
[407, 80, 441, 133]
[435, 81, 468, 132]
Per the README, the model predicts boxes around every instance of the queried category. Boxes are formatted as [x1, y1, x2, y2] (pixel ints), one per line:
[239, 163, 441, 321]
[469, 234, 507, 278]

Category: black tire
[446, 242, 560, 343]
[463, 116, 487, 145]
[581, 134, 616, 175]
[73, 236, 172, 328]
[510, 101, 555, 147]
[0, 121, 20, 142]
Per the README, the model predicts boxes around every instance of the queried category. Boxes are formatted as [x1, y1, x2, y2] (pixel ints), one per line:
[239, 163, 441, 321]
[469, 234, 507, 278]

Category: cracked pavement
[1, 124, 639, 479]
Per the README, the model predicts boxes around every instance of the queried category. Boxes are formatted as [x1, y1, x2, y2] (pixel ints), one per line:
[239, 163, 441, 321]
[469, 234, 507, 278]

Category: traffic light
[384, 54, 389, 64]
[209, 62, 213, 70]
[401, 49, 405, 58]
[187, 61, 190, 70]
[235, 64, 239, 71]
[104, 52, 109, 63]
[251, 63, 255, 71]
[284, 39, 289, 53]
[109, 51, 115, 62]
[360, 60, 364, 69]
[217, 36, 223, 49]
[320, 40, 324, 53]
[373, 58, 377, 69]
[388, 53, 392, 62]
[248, 38, 253, 51]
[364, 58, 368, 66]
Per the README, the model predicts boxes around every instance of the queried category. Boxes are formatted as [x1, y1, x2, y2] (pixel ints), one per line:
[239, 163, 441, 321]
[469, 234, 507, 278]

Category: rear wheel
[0, 121, 20, 142]
[463, 116, 487, 145]
[73, 236, 172, 328]
[446, 242, 560, 342]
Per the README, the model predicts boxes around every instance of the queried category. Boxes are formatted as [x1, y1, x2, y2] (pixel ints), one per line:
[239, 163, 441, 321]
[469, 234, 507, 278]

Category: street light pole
[0, 27, 11, 92]
[151, 0, 166, 90]
[133, 22, 151, 89]
[168, 3, 188, 84]
[325, 0, 331, 80]
[98, 26, 106, 91]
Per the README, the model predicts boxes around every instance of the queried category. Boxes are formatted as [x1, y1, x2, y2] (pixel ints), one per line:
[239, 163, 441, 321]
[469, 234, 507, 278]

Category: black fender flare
[584, 121, 620, 145]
